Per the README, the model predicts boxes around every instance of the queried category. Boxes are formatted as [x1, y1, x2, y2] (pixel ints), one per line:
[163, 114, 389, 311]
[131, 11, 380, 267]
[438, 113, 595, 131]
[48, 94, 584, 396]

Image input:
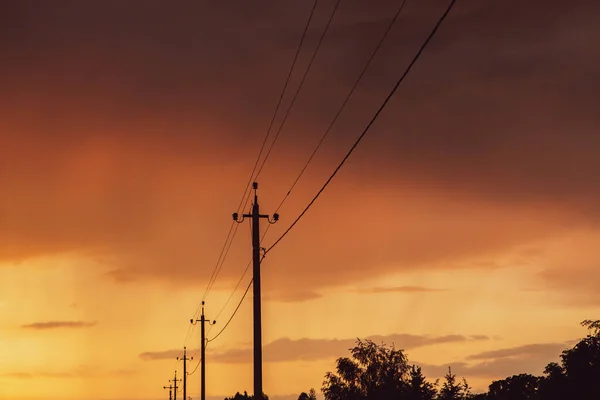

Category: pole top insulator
[252, 182, 258, 190]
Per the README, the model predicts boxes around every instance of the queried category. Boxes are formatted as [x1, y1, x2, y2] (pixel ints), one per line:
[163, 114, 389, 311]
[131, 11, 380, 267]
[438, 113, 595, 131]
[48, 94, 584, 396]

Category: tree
[557, 319, 600, 399]
[407, 365, 437, 400]
[322, 339, 410, 400]
[487, 374, 540, 400]
[225, 391, 269, 400]
[298, 389, 317, 400]
[438, 367, 470, 400]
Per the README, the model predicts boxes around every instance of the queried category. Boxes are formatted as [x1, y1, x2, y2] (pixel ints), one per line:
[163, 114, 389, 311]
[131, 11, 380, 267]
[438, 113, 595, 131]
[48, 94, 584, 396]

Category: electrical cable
[201, 0, 319, 303]
[206, 253, 266, 343]
[235, 0, 320, 214]
[265, 0, 458, 255]
[207, 278, 252, 343]
[254, 0, 343, 181]
[274, 0, 410, 214]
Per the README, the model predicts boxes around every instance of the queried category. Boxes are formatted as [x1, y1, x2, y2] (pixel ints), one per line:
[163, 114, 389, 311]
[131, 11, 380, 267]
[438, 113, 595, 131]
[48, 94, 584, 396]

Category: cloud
[140, 333, 489, 363]
[0, 0, 599, 297]
[0, 365, 130, 379]
[205, 334, 489, 364]
[421, 341, 570, 380]
[20, 321, 97, 330]
[139, 349, 199, 361]
[356, 286, 447, 294]
[263, 289, 323, 303]
[465, 343, 568, 361]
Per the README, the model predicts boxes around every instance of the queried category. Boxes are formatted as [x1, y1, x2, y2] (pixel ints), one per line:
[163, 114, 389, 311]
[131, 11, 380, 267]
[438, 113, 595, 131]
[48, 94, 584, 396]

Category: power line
[209, 223, 272, 331]
[188, 358, 201, 376]
[265, 0, 458, 255]
[207, 277, 253, 343]
[236, 0, 320, 214]
[274, 0, 410, 214]
[254, 0, 343, 181]
[202, 221, 236, 301]
[201, 1, 319, 303]
[203, 222, 241, 299]
[207, 237, 271, 342]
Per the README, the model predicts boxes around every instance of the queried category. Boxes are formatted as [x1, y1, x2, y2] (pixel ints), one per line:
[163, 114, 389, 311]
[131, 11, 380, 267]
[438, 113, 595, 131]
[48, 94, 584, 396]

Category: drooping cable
[254, 0, 343, 181]
[274, 0, 410, 214]
[265, 0, 458, 255]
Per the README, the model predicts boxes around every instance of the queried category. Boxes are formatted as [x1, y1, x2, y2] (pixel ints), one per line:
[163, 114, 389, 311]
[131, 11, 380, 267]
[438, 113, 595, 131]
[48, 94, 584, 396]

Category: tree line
[225, 320, 599, 400]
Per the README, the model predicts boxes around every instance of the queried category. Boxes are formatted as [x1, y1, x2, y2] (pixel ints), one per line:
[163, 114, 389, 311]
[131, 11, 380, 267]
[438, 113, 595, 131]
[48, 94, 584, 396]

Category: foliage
[487, 374, 540, 400]
[407, 365, 437, 400]
[438, 367, 470, 400]
[322, 338, 412, 400]
[298, 388, 317, 400]
[227, 319, 600, 400]
[225, 391, 269, 400]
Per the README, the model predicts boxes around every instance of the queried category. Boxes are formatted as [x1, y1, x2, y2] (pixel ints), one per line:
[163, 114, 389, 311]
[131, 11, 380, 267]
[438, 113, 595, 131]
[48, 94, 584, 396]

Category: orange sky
[1, 0, 600, 399]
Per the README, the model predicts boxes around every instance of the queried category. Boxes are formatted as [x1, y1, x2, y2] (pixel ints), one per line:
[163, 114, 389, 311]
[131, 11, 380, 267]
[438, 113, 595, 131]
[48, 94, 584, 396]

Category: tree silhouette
[487, 374, 540, 400]
[224, 391, 269, 400]
[407, 365, 437, 400]
[322, 339, 411, 400]
[438, 367, 470, 400]
[298, 388, 317, 400]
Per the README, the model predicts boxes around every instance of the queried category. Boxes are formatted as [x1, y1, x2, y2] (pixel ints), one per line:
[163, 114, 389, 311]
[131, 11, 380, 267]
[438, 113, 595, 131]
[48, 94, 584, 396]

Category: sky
[1, 0, 599, 399]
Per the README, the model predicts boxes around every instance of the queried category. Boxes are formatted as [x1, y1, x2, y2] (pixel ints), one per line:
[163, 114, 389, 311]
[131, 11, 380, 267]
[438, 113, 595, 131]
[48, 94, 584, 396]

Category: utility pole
[191, 301, 216, 400]
[233, 182, 278, 400]
[178, 347, 193, 400]
[171, 370, 181, 400]
[163, 383, 174, 400]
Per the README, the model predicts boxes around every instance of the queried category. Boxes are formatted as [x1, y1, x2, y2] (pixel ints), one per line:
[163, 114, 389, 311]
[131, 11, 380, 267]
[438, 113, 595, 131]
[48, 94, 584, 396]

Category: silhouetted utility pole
[191, 301, 216, 400]
[178, 347, 193, 400]
[171, 370, 181, 400]
[233, 182, 278, 400]
[163, 383, 174, 400]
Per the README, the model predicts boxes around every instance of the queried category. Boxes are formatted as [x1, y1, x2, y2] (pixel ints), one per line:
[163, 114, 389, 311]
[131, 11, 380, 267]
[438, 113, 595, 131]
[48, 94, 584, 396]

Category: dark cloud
[20, 321, 97, 330]
[1, 0, 599, 296]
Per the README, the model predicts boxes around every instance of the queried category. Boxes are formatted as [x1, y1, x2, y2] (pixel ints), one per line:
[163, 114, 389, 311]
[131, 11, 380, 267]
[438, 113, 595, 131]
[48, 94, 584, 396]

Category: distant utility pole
[178, 347, 193, 400]
[191, 301, 216, 400]
[171, 370, 182, 400]
[163, 383, 174, 400]
[233, 182, 278, 400]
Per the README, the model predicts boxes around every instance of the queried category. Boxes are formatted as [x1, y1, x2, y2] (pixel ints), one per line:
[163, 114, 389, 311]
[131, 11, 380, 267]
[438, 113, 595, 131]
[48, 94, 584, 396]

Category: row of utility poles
[163, 183, 276, 400]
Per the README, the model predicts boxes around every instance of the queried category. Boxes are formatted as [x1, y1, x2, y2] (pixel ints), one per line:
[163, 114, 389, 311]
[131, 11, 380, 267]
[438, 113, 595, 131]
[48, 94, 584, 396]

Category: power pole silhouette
[191, 301, 216, 400]
[171, 370, 182, 400]
[233, 182, 278, 400]
[178, 347, 193, 400]
[163, 383, 174, 400]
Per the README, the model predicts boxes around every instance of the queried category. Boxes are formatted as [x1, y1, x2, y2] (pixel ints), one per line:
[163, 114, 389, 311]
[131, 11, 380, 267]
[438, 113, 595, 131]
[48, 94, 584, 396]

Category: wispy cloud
[141, 333, 489, 363]
[465, 343, 568, 361]
[356, 286, 447, 294]
[420, 341, 571, 379]
[139, 349, 199, 361]
[0, 365, 129, 379]
[21, 320, 97, 330]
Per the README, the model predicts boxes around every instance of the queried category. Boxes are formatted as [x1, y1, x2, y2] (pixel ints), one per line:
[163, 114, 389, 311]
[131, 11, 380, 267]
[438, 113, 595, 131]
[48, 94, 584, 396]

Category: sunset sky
[1, 0, 599, 399]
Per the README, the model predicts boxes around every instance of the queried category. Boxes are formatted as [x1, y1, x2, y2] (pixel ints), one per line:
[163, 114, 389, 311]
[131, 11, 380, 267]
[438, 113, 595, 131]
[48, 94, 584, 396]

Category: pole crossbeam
[178, 347, 193, 400]
[233, 182, 278, 400]
[192, 301, 216, 400]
